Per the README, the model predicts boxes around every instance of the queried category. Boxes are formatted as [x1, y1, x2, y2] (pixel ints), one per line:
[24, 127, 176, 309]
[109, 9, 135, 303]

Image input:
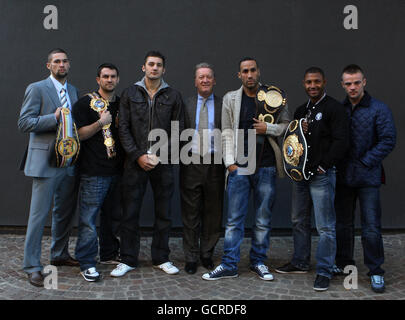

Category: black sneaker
[202, 264, 238, 280]
[313, 274, 330, 291]
[275, 262, 308, 274]
[80, 267, 102, 282]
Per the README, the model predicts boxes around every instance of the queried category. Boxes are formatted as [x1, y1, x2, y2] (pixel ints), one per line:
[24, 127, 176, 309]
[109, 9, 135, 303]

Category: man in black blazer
[180, 62, 225, 274]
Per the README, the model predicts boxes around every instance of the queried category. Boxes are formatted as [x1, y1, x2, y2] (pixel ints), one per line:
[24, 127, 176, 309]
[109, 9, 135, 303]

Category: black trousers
[180, 161, 225, 262]
[335, 183, 385, 276]
[120, 164, 174, 267]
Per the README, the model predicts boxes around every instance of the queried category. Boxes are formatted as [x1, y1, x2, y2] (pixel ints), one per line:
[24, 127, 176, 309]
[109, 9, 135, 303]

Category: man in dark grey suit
[180, 62, 224, 274]
[18, 48, 80, 287]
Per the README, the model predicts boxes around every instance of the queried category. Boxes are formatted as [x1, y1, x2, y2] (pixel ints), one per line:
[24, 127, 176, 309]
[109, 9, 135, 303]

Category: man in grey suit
[180, 62, 224, 275]
[18, 48, 80, 287]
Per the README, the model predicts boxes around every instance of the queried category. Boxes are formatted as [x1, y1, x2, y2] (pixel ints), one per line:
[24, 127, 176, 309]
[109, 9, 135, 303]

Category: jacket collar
[135, 76, 169, 93]
[343, 91, 371, 108]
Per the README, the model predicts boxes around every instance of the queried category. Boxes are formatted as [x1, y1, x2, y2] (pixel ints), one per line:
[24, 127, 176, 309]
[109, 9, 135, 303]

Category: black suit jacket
[181, 94, 222, 158]
[183, 94, 222, 130]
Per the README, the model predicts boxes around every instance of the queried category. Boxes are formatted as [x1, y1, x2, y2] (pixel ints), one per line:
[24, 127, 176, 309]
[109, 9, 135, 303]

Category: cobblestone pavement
[0, 233, 404, 300]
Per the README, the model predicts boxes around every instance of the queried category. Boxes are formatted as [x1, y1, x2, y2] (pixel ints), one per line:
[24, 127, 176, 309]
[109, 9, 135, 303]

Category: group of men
[18, 48, 396, 294]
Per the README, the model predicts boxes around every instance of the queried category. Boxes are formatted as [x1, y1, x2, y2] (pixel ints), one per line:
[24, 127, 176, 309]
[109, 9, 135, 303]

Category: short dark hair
[342, 64, 364, 76]
[144, 50, 166, 67]
[47, 48, 68, 62]
[97, 63, 119, 77]
[304, 66, 325, 79]
[238, 57, 259, 70]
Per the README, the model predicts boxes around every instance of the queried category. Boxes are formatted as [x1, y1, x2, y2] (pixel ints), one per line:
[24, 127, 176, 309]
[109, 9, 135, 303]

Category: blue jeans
[221, 167, 276, 270]
[75, 174, 119, 271]
[291, 168, 336, 278]
[335, 184, 384, 276]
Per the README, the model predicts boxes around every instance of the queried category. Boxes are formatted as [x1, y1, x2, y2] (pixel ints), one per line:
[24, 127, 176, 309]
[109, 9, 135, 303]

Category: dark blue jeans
[221, 167, 276, 270]
[291, 168, 336, 278]
[75, 174, 120, 271]
[335, 184, 384, 276]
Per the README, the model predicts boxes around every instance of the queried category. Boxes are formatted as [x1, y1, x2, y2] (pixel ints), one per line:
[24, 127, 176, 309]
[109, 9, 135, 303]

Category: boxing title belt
[255, 84, 287, 124]
[282, 119, 310, 181]
[54, 107, 80, 168]
[88, 92, 116, 159]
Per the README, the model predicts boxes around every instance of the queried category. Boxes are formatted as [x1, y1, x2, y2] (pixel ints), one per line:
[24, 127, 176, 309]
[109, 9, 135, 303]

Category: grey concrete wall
[1, 0, 403, 228]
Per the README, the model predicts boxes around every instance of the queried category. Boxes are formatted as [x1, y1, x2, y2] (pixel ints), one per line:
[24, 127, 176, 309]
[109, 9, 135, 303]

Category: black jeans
[335, 183, 385, 276]
[120, 164, 174, 267]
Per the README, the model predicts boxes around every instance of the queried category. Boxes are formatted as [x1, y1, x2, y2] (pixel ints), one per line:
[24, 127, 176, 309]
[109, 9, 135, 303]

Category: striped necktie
[60, 88, 68, 109]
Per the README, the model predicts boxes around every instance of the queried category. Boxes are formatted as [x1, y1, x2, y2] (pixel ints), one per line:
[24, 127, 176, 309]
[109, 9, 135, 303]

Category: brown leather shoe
[50, 257, 79, 267]
[28, 271, 44, 287]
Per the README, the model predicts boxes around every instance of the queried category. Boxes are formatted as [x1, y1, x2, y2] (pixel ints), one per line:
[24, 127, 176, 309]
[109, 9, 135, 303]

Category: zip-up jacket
[119, 78, 184, 165]
[294, 95, 349, 175]
[337, 91, 396, 187]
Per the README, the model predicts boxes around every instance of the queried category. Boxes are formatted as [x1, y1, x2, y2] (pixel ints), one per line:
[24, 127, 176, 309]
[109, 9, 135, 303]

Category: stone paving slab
[0, 233, 404, 300]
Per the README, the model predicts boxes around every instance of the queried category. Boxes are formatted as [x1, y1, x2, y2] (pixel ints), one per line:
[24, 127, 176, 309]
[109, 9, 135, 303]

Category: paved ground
[0, 233, 404, 300]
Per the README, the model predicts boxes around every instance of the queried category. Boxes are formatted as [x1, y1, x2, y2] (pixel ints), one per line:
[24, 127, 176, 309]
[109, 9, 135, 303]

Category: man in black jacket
[275, 67, 349, 291]
[111, 51, 184, 277]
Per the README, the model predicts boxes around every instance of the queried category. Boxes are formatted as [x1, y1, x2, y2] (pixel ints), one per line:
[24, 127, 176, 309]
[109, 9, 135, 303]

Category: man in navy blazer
[18, 48, 80, 287]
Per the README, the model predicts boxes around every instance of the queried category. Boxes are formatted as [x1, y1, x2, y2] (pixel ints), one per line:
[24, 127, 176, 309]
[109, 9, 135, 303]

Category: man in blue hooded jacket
[335, 64, 396, 293]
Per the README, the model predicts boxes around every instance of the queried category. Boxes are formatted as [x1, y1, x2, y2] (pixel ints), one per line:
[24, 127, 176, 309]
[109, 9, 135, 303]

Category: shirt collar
[49, 75, 68, 93]
[198, 93, 214, 101]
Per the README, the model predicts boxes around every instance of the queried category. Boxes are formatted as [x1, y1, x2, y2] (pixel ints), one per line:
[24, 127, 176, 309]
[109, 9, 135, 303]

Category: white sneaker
[110, 263, 135, 277]
[154, 262, 179, 275]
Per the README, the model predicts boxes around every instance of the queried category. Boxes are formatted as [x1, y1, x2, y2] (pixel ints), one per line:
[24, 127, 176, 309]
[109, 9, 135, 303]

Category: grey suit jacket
[221, 86, 291, 178]
[18, 77, 79, 178]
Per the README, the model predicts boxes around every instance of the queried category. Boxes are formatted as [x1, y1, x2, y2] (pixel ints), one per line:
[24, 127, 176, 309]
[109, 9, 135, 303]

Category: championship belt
[282, 119, 310, 181]
[54, 107, 80, 168]
[255, 85, 287, 124]
[88, 92, 116, 159]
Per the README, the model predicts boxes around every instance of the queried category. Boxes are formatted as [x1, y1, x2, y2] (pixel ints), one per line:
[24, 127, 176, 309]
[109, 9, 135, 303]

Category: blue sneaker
[371, 275, 385, 293]
[202, 264, 238, 281]
[250, 264, 274, 281]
